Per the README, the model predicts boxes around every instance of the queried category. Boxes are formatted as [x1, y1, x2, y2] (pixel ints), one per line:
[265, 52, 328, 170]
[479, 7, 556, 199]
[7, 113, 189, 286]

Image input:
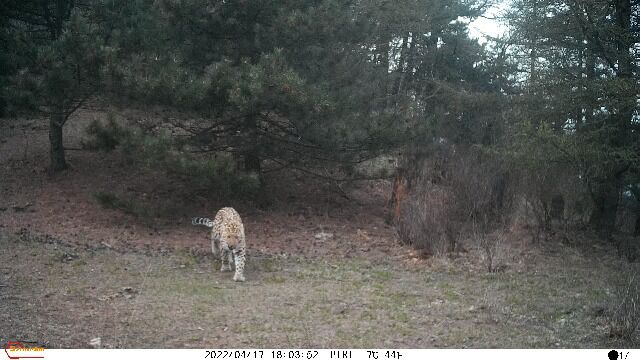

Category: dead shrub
[477, 229, 507, 272]
[514, 160, 591, 243]
[394, 143, 514, 266]
[609, 266, 640, 345]
[448, 147, 513, 271]
[396, 182, 456, 256]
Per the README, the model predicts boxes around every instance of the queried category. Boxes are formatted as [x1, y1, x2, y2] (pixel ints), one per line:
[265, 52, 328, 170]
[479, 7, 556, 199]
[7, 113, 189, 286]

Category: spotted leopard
[192, 207, 246, 282]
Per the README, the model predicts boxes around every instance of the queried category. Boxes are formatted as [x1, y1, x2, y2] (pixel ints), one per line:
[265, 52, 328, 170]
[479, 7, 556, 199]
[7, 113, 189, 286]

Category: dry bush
[614, 192, 639, 261]
[448, 148, 513, 271]
[609, 266, 640, 345]
[473, 229, 508, 272]
[394, 143, 458, 255]
[618, 194, 640, 235]
[517, 170, 558, 243]
[515, 164, 591, 243]
[395, 143, 514, 266]
[448, 147, 511, 227]
[396, 182, 456, 256]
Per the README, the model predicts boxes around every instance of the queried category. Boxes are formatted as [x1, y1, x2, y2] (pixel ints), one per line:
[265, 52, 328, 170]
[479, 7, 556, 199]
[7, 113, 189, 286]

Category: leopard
[192, 207, 246, 282]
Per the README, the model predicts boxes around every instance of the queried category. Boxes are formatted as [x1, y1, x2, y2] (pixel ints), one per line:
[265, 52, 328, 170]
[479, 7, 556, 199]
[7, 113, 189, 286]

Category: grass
[0, 231, 630, 348]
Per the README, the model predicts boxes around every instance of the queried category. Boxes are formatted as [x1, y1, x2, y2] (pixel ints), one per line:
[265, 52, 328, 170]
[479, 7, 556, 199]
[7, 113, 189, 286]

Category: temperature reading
[385, 351, 402, 359]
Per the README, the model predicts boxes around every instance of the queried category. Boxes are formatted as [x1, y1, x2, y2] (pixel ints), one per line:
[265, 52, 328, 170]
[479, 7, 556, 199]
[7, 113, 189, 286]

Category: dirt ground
[0, 109, 400, 260]
[0, 230, 624, 348]
[0, 111, 631, 348]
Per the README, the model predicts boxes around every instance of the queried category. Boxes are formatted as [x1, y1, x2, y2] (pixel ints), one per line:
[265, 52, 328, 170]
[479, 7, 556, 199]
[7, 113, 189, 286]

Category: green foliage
[83, 118, 261, 199]
[126, 133, 262, 198]
[507, 114, 639, 178]
[97, 0, 497, 178]
[119, 129, 173, 168]
[4, 0, 501, 182]
[168, 154, 262, 198]
[82, 114, 129, 151]
[7, 7, 107, 113]
[504, 0, 639, 236]
[94, 191, 120, 208]
[93, 191, 152, 218]
[2, 1, 116, 170]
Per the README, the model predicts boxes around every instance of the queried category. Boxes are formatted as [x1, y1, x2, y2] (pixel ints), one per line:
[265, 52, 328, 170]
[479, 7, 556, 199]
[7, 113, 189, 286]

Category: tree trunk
[582, 47, 595, 129]
[528, 0, 539, 88]
[243, 114, 261, 176]
[378, 35, 390, 70]
[387, 33, 409, 110]
[0, 96, 6, 118]
[587, 0, 632, 241]
[614, 0, 634, 137]
[589, 177, 621, 239]
[244, 153, 261, 174]
[49, 109, 67, 172]
[389, 168, 408, 224]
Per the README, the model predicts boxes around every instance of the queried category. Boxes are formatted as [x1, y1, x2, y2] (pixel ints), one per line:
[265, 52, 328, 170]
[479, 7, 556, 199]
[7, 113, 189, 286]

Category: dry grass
[608, 265, 640, 346]
[0, 230, 627, 348]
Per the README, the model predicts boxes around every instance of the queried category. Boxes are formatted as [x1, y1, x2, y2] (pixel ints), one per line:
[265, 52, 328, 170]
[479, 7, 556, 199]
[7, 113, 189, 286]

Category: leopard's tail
[192, 217, 214, 227]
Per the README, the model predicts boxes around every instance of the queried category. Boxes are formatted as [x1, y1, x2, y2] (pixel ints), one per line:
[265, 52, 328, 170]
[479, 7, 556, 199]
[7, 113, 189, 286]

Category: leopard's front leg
[232, 248, 246, 282]
[221, 248, 232, 272]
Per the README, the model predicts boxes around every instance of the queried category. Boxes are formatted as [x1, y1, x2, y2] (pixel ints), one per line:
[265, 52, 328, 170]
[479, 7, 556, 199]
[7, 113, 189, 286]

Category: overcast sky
[468, 2, 509, 42]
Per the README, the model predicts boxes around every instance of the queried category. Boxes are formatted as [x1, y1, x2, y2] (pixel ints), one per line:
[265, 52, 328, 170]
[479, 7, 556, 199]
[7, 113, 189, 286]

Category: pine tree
[507, 0, 639, 237]
[2, 0, 106, 172]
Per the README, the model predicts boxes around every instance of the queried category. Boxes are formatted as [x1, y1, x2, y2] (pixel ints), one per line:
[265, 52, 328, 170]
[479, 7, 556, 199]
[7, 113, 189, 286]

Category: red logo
[3, 342, 45, 359]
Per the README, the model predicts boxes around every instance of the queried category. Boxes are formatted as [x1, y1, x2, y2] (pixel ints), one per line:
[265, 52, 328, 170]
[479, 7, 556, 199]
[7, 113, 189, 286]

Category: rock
[122, 286, 137, 294]
[591, 305, 606, 317]
[61, 253, 79, 263]
[314, 232, 334, 241]
[12, 202, 33, 212]
[333, 305, 347, 315]
[356, 229, 370, 240]
[89, 337, 101, 348]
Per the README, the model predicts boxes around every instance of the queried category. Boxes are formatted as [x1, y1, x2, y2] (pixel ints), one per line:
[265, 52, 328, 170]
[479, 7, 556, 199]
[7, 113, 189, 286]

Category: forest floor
[0, 111, 631, 348]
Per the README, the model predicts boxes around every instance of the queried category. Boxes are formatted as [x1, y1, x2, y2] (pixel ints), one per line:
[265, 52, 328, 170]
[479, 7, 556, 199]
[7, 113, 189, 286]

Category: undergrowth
[83, 115, 261, 199]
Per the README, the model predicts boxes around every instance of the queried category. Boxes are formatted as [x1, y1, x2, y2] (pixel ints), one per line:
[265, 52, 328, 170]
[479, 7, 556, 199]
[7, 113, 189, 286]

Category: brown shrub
[396, 182, 456, 255]
[394, 143, 513, 264]
[609, 266, 640, 345]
